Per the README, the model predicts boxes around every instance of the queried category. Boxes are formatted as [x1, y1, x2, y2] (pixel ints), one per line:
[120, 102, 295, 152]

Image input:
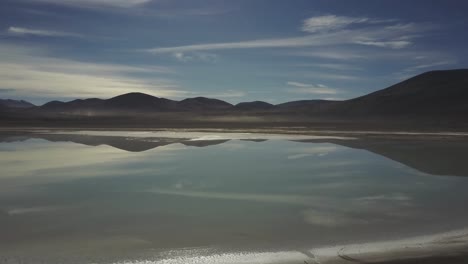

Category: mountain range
[1, 69, 467, 127]
[0, 99, 35, 109]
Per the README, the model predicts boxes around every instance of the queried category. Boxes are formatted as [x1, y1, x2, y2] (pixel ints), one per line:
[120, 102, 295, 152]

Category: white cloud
[303, 72, 361, 81]
[289, 50, 367, 60]
[356, 193, 412, 202]
[7, 26, 83, 38]
[290, 47, 454, 69]
[145, 35, 335, 53]
[211, 90, 246, 98]
[145, 19, 428, 54]
[354, 40, 412, 49]
[301, 15, 370, 33]
[173, 52, 218, 63]
[21, 0, 230, 18]
[293, 63, 362, 71]
[393, 59, 457, 80]
[301, 15, 399, 33]
[286, 81, 339, 95]
[405, 60, 456, 71]
[0, 44, 186, 100]
[7, 206, 62, 215]
[173, 52, 187, 61]
[24, 0, 152, 8]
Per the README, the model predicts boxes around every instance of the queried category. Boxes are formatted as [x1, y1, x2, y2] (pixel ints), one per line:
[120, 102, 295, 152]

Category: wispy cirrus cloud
[301, 15, 399, 33]
[288, 45, 454, 71]
[301, 15, 371, 33]
[173, 52, 218, 63]
[145, 15, 430, 55]
[355, 193, 411, 203]
[289, 49, 367, 60]
[393, 59, 457, 80]
[353, 39, 411, 49]
[303, 72, 361, 81]
[293, 63, 362, 71]
[286, 81, 339, 95]
[7, 26, 83, 38]
[145, 35, 327, 53]
[210, 90, 246, 98]
[20, 0, 230, 18]
[405, 60, 457, 72]
[0, 44, 186, 101]
[23, 0, 152, 8]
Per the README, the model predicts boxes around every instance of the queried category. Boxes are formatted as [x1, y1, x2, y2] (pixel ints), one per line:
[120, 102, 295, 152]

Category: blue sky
[1, 0, 467, 104]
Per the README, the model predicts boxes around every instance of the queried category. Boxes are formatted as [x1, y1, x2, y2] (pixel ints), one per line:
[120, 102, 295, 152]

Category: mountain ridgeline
[0, 99, 35, 109]
[1, 69, 468, 122]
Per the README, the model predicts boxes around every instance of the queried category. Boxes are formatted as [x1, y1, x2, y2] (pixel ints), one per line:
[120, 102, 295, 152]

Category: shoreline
[104, 228, 468, 264]
[2, 126, 468, 138]
[311, 227, 468, 264]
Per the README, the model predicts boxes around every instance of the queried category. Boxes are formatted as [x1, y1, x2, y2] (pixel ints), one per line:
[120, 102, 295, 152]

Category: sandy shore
[310, 228, 468, 264]
[2, 126, 468, 138]
[104, 228, 468, 264]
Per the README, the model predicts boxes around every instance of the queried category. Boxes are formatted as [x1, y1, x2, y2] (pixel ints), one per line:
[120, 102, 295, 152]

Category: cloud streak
[354, 40, 411, 49]
[293, 63, 363, 71]
[24, 0, 152, 8]
[286, 81, 339, 95]
[7, 26, 83, 38]
[173, 52, 218, 63]
[0, 44, 186, 100]
[145, 17, 428, 54]
[301, 15, 371, 33]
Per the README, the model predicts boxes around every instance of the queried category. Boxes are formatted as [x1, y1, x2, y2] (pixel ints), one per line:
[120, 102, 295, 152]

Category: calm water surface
[1, 131, 468, 263]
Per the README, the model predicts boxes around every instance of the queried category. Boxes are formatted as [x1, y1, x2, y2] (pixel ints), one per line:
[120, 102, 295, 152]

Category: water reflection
[1, 131, 467, 176]
[0, 131, 468, 263]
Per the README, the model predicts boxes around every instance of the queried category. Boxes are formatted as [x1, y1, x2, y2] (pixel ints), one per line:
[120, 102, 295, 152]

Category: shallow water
[1, 131, 468, 263]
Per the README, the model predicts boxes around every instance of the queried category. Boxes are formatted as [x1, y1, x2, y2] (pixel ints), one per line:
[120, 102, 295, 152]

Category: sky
[0, 0, 467, 105]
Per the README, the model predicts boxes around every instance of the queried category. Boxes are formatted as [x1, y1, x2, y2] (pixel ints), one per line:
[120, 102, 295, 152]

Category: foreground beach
[100, 228, 468, 264]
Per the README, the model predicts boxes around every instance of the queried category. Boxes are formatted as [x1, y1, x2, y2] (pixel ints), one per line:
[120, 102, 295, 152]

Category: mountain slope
[177, 97, 233, 111]
[234, 101, 275, 111]
[104, 93, 177, 111]
[277, 99, 339, 113]
[40, 93, 178, 113]
[0, 99, 35, 109]
[335, 69, 468, 116]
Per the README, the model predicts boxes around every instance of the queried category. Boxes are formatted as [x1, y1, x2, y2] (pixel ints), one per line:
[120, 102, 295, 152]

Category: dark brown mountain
[39, 93, 178, 114]
[0, 99, 35, 109]
[234, 101, 275, 111]
[276, 99, 339, 113]
[104, 92, 177, 111]
[332, 69, 468, 117]
[38, 94, 231, 114]
[177, 97, 233, 111]
[42, 98, 104, 112]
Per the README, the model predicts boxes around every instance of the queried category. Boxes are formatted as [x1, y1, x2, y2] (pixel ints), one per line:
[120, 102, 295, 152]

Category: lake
[1, 130, 468, 264]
